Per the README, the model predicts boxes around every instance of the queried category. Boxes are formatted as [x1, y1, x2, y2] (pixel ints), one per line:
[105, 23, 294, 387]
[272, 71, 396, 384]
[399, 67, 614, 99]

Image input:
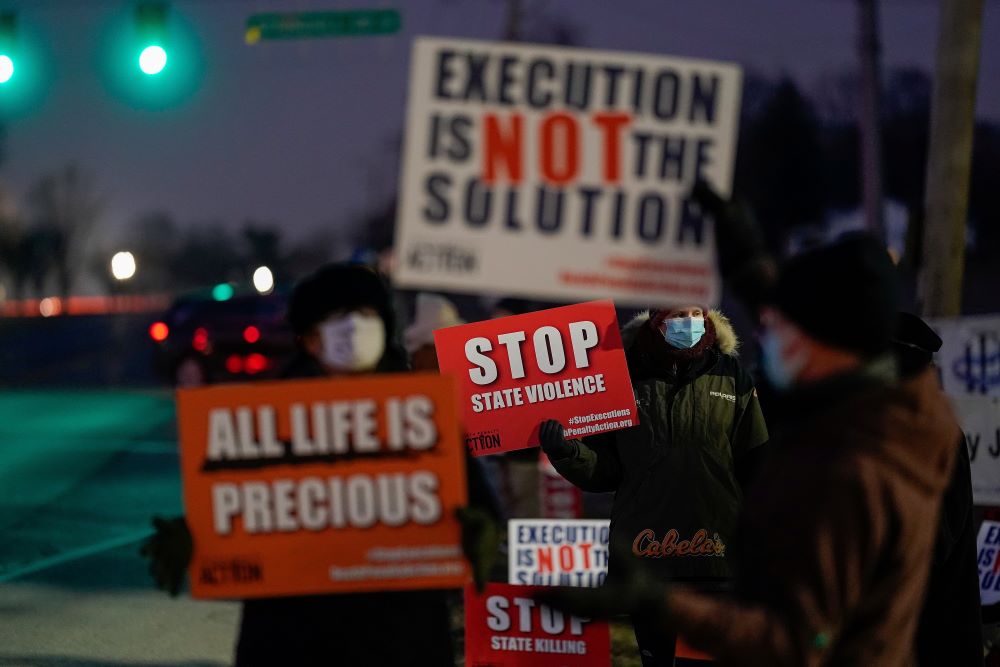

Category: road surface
[0, 390, 240, 667]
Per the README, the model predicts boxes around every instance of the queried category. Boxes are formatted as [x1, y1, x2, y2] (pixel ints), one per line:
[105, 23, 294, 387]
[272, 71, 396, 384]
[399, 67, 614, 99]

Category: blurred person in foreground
[142, 263, 499, 666]
[536, 303, 769, 667]
[539, 186, 960, 667]
[896, 312, 984, 666]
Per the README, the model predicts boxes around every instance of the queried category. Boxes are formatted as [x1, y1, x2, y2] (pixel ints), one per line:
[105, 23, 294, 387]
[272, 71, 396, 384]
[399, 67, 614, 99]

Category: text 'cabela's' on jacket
[550, 310, 769, 585]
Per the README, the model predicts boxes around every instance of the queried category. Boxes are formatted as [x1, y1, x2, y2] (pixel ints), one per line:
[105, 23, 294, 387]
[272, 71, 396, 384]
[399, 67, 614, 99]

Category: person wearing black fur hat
[143, 263, 499, 666]
[538, 302, 769, 667]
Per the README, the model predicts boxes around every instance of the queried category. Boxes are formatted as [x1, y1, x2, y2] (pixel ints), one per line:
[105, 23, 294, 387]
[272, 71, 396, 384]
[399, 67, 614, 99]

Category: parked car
[149, 290, 297, 386]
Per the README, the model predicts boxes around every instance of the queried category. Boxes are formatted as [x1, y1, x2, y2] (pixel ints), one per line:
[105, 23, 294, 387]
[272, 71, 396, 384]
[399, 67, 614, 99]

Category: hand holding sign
[539, 419, 574, 460]
[534, 542, 669, 622]
[140, 515, 193, 597]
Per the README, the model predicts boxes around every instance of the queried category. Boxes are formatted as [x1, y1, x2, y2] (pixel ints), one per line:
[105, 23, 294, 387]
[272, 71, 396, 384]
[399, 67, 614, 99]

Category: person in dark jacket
[538, 304, 769, 666]
[143, 263, 499, 666]
[538, 192, 960, 666]
[896, 312, 984, 667]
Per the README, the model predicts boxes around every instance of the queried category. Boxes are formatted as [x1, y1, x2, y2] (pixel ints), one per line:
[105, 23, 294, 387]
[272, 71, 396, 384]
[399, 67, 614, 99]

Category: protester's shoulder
[707, 309, 739, 358]
[704, 311, 758, 394]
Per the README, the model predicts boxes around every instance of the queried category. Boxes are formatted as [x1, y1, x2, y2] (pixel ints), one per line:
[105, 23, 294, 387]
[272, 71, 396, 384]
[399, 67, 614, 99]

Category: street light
[252, 265, 274, 294]
[111, 251, 137, 281]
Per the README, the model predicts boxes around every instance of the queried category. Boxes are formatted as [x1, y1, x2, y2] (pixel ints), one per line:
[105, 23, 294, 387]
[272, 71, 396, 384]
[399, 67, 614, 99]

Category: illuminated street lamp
[252, 265, 274, 294]
[111, 251, 137, 281]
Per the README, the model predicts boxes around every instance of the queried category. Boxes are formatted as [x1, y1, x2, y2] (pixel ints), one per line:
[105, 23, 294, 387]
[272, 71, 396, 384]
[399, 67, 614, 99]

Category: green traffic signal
[98, 2, 203, 109]
[212, 283, 234, 301]
[0, 54, 13, 84]
[138, 44, 167, 75]
[0, 11, 15, 85]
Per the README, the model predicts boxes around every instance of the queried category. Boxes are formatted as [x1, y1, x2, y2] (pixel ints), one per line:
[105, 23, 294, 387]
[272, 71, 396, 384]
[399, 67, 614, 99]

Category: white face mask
[318, 312, 386, 372]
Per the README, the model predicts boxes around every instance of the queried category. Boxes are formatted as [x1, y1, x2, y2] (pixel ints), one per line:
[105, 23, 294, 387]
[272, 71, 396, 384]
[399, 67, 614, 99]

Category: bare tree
[920, 0, 984, 317]
[28, 164, 106, 298]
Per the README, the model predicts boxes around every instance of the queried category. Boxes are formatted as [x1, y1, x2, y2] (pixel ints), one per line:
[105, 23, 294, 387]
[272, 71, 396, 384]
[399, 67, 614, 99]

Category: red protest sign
[464, 583, 611, 667]
[434, 300, 637, 456]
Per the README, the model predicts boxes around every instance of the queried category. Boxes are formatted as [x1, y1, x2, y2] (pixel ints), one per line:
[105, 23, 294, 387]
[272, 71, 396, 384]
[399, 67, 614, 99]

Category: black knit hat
[893, 311, 942, 375]
[774, 233, 900, 358]
[894, 312, 942, 354]
[287, 263, 394, 335]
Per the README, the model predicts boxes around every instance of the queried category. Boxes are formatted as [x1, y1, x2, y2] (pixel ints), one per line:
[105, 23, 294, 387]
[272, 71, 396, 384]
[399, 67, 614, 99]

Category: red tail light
[149, 322, 169, 342]
[225, 354, 243, 374]
[243, 326, 260, 344]
[192, 327, 209, 352]
[245, 353, 269, 374]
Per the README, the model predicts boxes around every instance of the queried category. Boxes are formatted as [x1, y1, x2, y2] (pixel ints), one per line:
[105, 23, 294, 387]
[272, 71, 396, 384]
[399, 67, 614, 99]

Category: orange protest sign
[177, 373, 469, 599]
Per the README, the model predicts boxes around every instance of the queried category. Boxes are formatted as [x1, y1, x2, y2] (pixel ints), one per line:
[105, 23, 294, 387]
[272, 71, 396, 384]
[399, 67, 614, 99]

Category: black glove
[455, 506, 500, 593]
[534, 545, 670, 623]
[690, 180, 777, 312]
[538, 419, 574, 460]
[689, 180, 767, 276]
[139, 515, 193, 597]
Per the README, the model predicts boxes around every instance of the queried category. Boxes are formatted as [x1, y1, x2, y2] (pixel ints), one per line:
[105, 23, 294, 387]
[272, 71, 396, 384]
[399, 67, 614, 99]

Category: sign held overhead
[395, 37, 743, 306]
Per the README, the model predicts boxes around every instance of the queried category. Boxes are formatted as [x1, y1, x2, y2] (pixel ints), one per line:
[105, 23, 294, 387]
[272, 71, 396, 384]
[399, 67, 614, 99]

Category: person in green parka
[538, 303, 769, 667]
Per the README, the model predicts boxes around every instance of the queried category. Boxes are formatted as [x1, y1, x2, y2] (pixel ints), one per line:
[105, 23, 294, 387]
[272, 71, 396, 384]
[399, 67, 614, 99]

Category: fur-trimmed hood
[621, 310, 739, 356]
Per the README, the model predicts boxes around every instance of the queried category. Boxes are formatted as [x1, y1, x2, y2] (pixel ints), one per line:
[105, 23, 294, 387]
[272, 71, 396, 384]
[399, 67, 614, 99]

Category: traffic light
[99, 1, 203, 109]
[135, 2, 168, 76]
[0, 12, 17, 85]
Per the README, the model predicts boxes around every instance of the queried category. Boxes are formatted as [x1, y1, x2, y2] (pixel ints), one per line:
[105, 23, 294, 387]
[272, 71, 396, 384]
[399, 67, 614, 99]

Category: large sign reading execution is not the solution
[394, 37, 742, 306]
[177, 374, 468, 599]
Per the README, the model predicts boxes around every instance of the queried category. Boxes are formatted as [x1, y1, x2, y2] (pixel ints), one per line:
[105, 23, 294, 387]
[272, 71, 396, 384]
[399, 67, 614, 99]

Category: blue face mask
[760, 329, 806, 391]
[664, 316, 705, 349]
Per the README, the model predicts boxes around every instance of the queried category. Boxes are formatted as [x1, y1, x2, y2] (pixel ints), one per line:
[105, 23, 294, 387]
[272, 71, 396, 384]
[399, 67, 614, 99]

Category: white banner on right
[952, 395, 1000, 506]
[929, 314, 1000, 398]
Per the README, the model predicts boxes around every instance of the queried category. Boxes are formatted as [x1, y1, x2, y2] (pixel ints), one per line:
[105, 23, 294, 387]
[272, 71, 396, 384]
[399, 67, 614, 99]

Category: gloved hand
[690, 180, 777, 312]
[538, 419, 574, 461]
[689, 180, 768, 276]
[139, 515, 193, 597]
[455, 506, 501, 593]
[534, 545, 671, 623]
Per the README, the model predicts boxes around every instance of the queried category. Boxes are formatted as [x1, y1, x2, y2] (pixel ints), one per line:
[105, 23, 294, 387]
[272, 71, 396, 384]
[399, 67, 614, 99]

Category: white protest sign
[395, 37, 743, 306]
[977, 520, 1000, 605]
[929, 314, 1000, 398]
[953, 396, 1000, 506]
[509, 519, 610, 587]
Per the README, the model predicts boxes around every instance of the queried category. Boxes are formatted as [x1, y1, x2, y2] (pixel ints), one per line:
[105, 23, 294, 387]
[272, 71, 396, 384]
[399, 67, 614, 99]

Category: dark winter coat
[669, 361, 959, 667]
[550, 310, 769, 585]
[234, 350, 457, 666]
[916, 430, 984, 666]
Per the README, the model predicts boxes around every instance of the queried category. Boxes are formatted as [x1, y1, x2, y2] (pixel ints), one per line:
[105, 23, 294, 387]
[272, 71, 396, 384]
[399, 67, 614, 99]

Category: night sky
[1, 0, 997, 256]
